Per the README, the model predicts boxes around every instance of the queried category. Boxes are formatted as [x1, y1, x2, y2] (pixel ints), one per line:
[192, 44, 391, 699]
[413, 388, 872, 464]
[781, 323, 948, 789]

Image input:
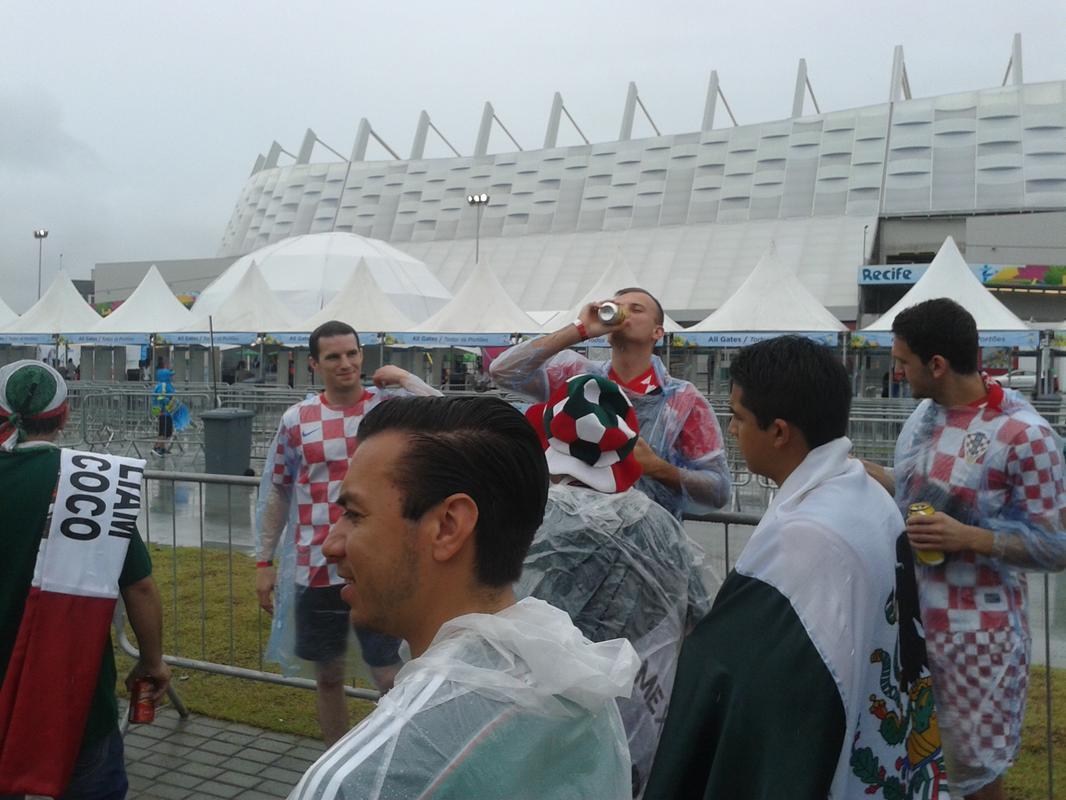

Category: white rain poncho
[288, 597, 639, 800]
[256, 382, 438, 679]
[490, 346, 730, 517]
[515, 484, 714, 798]
[893, 387, 1066, 794]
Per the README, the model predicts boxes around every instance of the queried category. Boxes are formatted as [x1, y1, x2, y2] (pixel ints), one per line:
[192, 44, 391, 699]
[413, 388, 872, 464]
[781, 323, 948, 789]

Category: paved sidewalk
[122, 708, 326, 799]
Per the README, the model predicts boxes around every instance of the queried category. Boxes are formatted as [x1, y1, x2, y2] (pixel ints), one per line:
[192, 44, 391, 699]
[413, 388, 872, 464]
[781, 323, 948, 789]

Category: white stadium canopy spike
[687, 242, 846, 334]
[185, 261, 300, 334]
[414, 259, 542, 335]
[301, 258, 416, 334]
[862, 236, 1031, 334]
[93, 265, 193, 335]
[2, 271, 101, 335]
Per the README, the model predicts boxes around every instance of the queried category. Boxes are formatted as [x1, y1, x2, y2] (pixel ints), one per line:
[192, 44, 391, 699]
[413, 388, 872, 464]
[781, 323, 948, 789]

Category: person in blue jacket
[151, 368, 177, 456]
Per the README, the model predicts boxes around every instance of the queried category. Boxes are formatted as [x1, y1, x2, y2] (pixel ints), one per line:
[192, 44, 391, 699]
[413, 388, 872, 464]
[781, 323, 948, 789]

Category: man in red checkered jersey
[255, 321, 440, 744]
[865, 298, 1066, 800]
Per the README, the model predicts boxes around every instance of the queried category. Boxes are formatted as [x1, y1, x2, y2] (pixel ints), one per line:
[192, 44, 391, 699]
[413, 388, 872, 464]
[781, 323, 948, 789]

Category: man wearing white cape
[646, 337, 949, 800]
[288, 396, 639, 800]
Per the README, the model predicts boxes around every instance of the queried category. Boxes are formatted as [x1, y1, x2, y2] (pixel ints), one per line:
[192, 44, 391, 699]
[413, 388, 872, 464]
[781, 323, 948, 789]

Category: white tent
[0, 272, 101, 336]
[301, 258, 415, 333]
[91, 265, 194, 337]
[859, 237, 1037, 348]
[541, 255, 684, 334]
[0, 295, 16, 328]
[681, 243, 846, 346]
[192, 232, 452, 323]
[174, 261, 300, 344]
[403, 260, 542, 345]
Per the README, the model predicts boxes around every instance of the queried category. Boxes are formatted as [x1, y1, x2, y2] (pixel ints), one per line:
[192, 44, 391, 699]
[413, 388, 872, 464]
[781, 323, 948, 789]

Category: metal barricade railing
[114, 469, 379, 703]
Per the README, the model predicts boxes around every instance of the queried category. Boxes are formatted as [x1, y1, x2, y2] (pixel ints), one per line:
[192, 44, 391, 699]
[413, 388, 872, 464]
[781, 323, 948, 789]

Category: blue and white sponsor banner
[851, 330, 1039, 349]
[389, 332, 519, 347]
[673, 330, 841, 347]
[265, 332, 381, 347]
[0, 333, 57, 345]
[161, 331, 258, 346]
[64, 333, 151, 346]
[858, 263, 1066, 286]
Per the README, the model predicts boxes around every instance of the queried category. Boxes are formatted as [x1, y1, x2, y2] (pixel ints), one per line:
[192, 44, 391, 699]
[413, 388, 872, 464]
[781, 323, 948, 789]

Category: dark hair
[730, 336, 850, 450]
[19, 407, 69, 437]
[309, 321, 360, 360]
[614, 286, 665, 325]
[358, 396, 549, 586]
[891, 298, 978, 375]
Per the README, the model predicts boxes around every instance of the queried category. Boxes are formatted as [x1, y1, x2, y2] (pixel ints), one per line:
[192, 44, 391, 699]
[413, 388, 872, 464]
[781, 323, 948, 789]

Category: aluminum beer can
[129, 678, 156, 724]
[597, 301, 627, 326]
[907, 502, 945, 566]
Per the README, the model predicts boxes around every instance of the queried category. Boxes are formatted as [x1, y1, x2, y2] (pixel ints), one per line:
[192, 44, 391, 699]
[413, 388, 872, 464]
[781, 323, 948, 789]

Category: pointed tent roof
[184, 261, 299, 333]
[94, 265, 194, 334]
[301, 259, 415, 333]
[0, 294, 16, 327]
[414, 260, 542, 335]
[545, 255, 684, 333]
[687, 243, 846, 333]
[2, 271, 101, 334]
[864, 237, 1030, 333]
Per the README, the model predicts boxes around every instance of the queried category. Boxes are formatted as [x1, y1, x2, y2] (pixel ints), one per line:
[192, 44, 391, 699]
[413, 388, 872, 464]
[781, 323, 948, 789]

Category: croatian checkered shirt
[895, 396, 1065, 778]
[272, 391, 382, 588]
[897, 402, 1064, 634]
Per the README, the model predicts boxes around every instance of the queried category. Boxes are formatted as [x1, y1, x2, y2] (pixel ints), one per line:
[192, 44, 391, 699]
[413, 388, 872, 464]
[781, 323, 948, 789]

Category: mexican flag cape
[0, 449, 145, 796]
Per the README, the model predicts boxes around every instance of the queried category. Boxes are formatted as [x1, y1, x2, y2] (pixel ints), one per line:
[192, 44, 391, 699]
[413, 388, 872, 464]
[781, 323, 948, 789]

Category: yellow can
[908, 502, 945, 566]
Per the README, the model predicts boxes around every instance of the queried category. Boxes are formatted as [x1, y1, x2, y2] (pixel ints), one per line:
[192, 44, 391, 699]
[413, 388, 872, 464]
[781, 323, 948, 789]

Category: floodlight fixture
[33, 228, 49, 301]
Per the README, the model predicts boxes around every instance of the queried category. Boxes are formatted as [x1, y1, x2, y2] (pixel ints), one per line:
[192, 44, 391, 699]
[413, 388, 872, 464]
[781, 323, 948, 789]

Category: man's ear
[770, 418, 792, 449]
[927, 355, 950, 379]
[425, 494, 479, 564]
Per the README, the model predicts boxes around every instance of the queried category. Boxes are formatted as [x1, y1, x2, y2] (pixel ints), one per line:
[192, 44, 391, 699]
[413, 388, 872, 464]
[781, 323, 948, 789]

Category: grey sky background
[2, 0, 1064, 312]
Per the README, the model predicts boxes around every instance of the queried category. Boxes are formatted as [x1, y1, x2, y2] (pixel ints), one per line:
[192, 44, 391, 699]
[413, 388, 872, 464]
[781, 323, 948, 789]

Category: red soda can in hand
[128, 678, 156, 724]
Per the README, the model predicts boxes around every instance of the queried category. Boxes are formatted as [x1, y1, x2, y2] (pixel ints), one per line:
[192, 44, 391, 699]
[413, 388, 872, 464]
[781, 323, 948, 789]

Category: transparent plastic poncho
[515, 484, 714, 798]
[256, 386, 426, 680]
[288, 597, 639, 800]
[893, 388, 1066, 794]
[490, 345, 730, 517]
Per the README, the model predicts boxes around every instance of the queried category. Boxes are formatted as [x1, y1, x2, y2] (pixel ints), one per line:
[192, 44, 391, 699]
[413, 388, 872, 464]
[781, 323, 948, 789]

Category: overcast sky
[2, 0, 1064, 311]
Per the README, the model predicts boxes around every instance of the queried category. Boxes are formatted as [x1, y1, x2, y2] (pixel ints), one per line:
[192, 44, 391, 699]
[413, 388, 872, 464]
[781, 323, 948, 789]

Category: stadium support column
[544, 93, 563, 148]
[474, 103, 494, 157]
[620, 83, 638, 140]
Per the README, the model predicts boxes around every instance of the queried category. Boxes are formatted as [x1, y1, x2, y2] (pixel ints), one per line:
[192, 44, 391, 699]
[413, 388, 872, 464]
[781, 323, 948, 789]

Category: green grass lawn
[120, 545, 1061, 796]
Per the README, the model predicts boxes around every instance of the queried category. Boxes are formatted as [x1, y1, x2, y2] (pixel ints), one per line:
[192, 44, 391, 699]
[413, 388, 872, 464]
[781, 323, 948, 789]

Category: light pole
[33, 229, 48, 300]
[862, 224, 870, 265]
[466, 193, 489, 263]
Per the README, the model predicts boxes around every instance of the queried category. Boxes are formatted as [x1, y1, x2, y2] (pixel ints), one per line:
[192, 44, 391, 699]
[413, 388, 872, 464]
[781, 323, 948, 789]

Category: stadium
[167, 36, 1066, 331]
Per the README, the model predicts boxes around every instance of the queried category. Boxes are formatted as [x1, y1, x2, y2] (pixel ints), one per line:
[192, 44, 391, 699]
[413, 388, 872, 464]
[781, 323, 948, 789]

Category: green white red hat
[525, 374, 642, 493]
[0, 360, 69, 451]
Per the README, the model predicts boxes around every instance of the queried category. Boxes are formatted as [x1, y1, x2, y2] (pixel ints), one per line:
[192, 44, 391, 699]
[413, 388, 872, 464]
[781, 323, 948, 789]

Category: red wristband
[573, 320, 588, 340]
[256, 560, 273, 568]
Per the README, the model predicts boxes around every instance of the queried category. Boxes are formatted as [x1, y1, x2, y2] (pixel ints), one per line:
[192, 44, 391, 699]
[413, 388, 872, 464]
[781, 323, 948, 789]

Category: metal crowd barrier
[114, 469, 379, 703]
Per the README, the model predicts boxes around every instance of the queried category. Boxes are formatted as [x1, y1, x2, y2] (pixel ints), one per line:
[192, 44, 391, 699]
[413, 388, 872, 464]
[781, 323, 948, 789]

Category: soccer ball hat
[525, 374, 642, 494]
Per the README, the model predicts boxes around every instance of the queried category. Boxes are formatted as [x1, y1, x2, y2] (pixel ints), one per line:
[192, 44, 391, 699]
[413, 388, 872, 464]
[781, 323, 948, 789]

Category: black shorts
[294, 585, 402, 667]
[157, 415, 174, 438]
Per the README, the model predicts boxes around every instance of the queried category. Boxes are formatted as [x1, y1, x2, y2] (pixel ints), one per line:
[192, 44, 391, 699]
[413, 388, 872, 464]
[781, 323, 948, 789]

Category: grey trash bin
[201, 408, 254, 475]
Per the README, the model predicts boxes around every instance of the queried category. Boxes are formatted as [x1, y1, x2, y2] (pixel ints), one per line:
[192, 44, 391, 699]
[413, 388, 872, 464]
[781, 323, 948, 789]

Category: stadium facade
[99, 39, 1066, 325]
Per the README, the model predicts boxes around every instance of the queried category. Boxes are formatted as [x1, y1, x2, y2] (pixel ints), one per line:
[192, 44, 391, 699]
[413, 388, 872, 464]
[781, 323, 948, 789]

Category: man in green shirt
[0, 361, 169, 800]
